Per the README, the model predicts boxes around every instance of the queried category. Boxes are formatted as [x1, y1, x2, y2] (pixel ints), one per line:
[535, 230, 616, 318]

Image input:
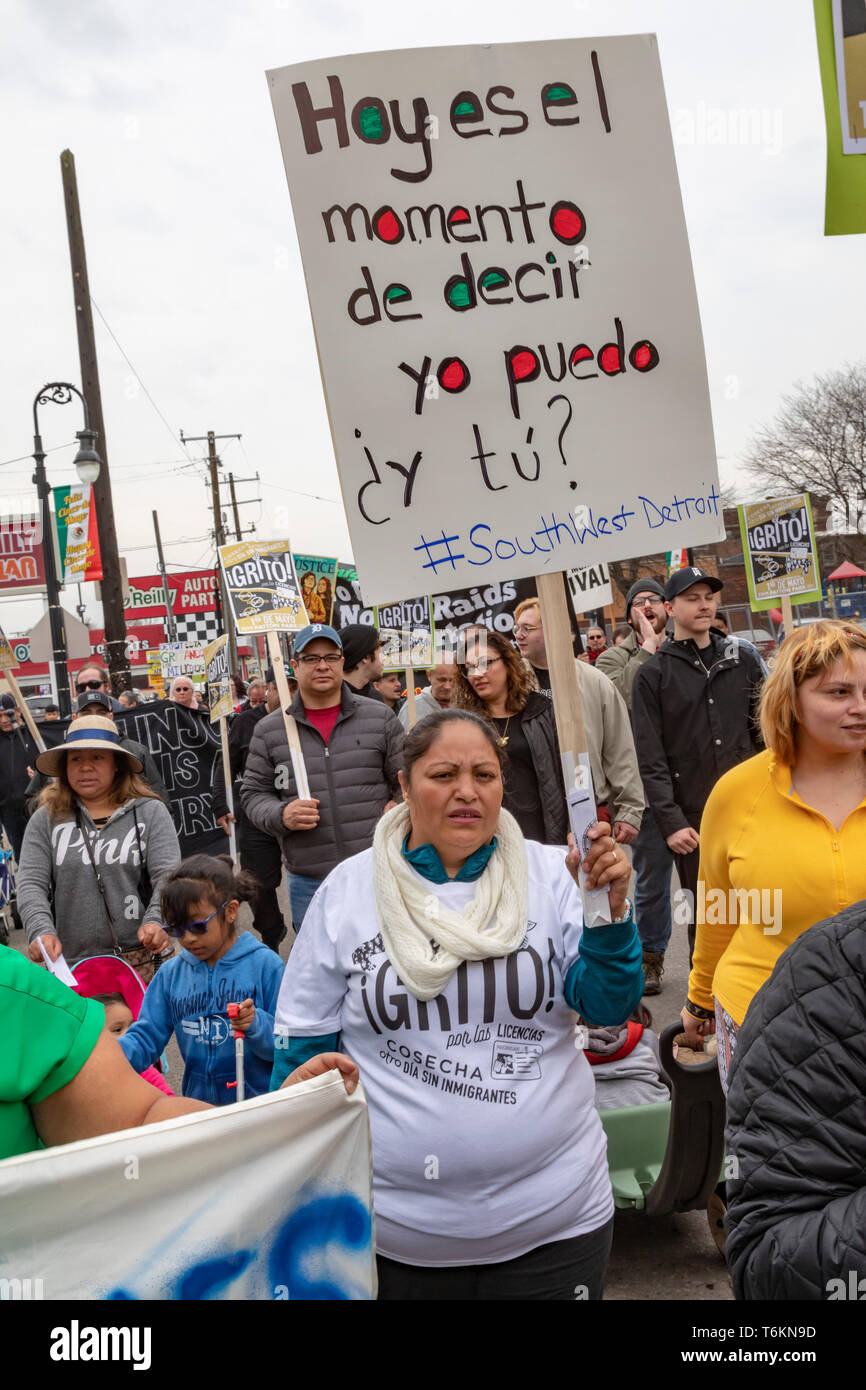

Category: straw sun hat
[35, 715, 143, 778]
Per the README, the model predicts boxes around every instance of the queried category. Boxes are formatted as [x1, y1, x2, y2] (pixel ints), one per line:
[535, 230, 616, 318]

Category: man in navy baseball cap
[241, 619, 402, 931]
[291, 624, 343, 655]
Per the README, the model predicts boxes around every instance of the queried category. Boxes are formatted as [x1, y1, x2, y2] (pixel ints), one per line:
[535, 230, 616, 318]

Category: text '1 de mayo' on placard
[218, 540, 307, 634]
[737, 493, 822, 610]
[268, 36, 723, 606]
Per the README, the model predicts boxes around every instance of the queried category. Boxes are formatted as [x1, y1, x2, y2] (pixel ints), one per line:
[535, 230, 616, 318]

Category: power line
[262, 480, 339, 504]
[89, 295, 197, 467]
[0, 440, 75, 469]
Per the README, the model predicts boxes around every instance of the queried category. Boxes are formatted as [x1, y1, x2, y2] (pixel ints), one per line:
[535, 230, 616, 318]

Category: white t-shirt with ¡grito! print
[274, 840, 614, 1267]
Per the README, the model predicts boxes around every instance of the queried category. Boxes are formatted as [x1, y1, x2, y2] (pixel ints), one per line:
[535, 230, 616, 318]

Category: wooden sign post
[204, 634, 238, 862]
[217, 539, 311, 803]
[219, 716, 238, 863]
[404, 676, 417, 728]
[535, 573, 611, 925]
[267, 630, 311, 800]
[0, 625, 46, 754]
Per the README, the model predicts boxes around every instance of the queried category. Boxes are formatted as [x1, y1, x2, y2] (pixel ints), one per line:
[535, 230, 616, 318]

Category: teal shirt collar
[401, 834, 497, 883]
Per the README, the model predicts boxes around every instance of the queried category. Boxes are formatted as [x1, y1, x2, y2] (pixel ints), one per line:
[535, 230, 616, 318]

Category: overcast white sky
[0, 0, 858, 634]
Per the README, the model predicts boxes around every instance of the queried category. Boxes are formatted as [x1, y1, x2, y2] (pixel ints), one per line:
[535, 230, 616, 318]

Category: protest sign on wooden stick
[266, 630, 310, 800]
[536, 572, 610, 926]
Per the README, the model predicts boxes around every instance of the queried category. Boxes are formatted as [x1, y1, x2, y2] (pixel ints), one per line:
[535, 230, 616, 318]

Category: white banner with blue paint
[0, 1070, 375, 1301]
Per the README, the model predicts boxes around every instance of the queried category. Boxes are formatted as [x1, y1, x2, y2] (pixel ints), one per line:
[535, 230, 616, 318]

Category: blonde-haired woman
[682, 620, 866, 1089]
[453, 625, 567, 843]
[18, 717, 180, 973]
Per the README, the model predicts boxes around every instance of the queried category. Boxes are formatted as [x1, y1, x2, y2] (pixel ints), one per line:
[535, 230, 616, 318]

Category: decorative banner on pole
[0, 1071, 375, 1300]
[375, 595, 436, 668]
[268, 36, 722, 606]
[219, 540, 306, 633]
[53, 484, 102, 583]
[566, 562, 612, 614]
[737, 494, 822, 610]
[814, 0, 866, 234]
[205, 634, 233, 721]
[292, 553, 338, 624]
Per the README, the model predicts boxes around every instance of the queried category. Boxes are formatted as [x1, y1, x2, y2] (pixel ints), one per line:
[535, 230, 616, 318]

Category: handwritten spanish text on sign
[268, 36, 722, 606]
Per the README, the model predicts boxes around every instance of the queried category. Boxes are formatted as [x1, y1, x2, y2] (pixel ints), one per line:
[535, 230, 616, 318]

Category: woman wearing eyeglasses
[453, 626, 568, 844]
[74, 663, 123, 712]
[119, 854, 286, 1102]
[18, 717, 181, 975]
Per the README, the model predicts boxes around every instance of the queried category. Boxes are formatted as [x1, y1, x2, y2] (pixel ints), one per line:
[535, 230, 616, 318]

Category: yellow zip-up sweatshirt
[687, 748, 866, 1026]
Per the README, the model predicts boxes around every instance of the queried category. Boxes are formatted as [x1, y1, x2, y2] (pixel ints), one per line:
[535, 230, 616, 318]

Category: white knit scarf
[372, 802, 529, 1002]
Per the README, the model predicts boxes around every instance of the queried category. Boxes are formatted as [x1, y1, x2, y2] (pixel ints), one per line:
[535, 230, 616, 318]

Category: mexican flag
[53, 483, 102, 583]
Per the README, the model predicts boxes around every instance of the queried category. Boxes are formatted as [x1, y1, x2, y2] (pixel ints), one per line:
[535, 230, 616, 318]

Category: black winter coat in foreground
[630, 630, 764, 838]
[725, 902, 866, 1300]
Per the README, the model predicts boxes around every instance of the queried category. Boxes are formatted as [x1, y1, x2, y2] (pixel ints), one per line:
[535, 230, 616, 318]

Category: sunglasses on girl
[165, 900, 229, 937]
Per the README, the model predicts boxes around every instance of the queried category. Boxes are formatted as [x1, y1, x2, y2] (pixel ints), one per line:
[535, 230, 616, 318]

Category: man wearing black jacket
[0, 696, 39, 861]
[631, 568, 764, 965]
[211, 670, 287, 952]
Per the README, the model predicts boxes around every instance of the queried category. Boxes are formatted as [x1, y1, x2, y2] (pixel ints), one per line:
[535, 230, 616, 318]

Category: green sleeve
[2, 951, 105, 1106]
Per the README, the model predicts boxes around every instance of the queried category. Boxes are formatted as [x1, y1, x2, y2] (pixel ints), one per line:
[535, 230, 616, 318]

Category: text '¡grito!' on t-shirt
[274, 840, 613, 1266]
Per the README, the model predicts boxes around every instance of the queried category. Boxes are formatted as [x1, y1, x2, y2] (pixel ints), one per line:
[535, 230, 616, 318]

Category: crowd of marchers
[3, 570, 866, 1302]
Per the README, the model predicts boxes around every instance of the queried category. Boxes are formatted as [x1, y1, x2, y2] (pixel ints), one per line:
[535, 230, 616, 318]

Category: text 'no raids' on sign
[269, 36, 722, 607]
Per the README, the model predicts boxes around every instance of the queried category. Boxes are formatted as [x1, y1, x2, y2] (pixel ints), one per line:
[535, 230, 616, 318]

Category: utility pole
[60, 150, 130, 695]
[152, 510, 176, 641]
[229, 474, 242, 540]
[180, 429, 240, 675]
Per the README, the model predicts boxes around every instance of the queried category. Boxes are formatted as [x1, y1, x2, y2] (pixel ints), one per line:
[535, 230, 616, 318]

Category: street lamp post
[32, 382, 102, 720]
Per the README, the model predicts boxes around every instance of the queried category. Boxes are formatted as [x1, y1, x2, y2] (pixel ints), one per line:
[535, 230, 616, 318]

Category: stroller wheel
[707, 1190, 727, 1255]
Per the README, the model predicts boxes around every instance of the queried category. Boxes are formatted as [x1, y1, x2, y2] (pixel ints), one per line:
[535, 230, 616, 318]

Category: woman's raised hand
[566, 823, 631, 919]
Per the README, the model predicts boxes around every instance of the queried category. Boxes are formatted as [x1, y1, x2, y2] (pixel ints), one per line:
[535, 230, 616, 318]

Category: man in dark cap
[631, 568, 764, 979]
[0, 695, 40, 860]
[596, 577, 672, 993]
[339, 623, 386, 702]
[596, 578, 668, 710]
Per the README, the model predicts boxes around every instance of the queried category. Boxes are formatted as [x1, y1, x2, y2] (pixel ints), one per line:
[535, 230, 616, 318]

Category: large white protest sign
[0, 1071, 375, 1301]
[269, 37, 722, 606]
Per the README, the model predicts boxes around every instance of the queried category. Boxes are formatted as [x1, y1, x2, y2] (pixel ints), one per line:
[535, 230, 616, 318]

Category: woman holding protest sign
[452, 625, 568, 844]
[17, 717, 181, 975]
[681, 620, 866, 1091]
[272, 708, 643, 1299]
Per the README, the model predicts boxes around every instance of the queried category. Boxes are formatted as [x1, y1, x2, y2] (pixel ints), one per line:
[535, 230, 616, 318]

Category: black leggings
[376, 1217, 614, 1301]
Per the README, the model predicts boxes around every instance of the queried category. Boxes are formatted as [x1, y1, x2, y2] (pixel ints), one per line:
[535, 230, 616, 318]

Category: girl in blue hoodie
[119, 854, 285, 1103]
